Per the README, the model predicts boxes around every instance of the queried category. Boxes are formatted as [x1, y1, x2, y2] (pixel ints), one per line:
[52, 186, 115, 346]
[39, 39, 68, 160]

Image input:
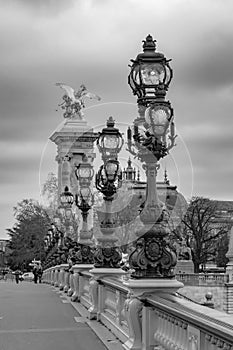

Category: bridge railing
[79, 270, 92, 309]
[176, 273, 229, 286]
[97, 278, 129, 343]
[43, 266, 233, 350]
[145, 294, 233, 350]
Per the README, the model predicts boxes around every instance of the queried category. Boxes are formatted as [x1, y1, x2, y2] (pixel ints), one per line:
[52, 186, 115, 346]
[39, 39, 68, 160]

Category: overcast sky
[1, 0, 233, 239]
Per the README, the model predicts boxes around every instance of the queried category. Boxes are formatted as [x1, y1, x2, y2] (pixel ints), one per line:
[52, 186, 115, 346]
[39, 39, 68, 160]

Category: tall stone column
[50, 118, 98, 239]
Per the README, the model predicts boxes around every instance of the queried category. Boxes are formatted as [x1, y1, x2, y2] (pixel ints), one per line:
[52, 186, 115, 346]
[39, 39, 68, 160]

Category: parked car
[21, 272, 34, 281]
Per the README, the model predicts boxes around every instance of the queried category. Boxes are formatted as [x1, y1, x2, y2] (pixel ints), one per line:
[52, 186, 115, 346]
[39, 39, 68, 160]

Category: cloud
[0, 0, 76, 17]
[1, 0, 233, 237]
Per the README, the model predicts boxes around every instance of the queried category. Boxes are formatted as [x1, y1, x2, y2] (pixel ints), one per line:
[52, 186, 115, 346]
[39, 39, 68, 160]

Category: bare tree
[182, 197, 228, 272]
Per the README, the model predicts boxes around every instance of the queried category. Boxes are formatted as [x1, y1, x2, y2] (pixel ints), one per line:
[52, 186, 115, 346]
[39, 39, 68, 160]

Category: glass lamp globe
[105, 160, 119, 181]
[80, 187, 91, 201]
[145, 104, 173, 136]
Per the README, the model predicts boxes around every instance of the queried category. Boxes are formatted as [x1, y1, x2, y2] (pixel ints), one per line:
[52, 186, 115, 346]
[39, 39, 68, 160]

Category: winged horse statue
[55, 83, 101, 120]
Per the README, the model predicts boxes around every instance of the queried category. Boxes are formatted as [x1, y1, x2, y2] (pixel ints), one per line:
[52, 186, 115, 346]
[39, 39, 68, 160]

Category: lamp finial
[143, 34, 156, 52]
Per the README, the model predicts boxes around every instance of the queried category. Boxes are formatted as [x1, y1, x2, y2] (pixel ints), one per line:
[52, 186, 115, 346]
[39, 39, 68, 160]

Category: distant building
[211, 200, 233, 227]
[122, 157, 188, 217]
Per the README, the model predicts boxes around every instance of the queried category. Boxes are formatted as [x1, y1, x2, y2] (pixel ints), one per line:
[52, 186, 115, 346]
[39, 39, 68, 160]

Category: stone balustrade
[177, 273, 229, 286]
[97, 278, 129, 343]
[145, 294, 233, 350]
[43, 267, 233, 349]
[79, 271, 92, 309]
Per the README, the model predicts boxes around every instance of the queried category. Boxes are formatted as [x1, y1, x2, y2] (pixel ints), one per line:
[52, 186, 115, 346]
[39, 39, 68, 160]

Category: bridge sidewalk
[0, 281, 122, 350]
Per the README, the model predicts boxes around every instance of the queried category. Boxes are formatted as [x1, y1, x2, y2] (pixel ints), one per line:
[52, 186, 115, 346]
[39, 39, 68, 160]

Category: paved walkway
[0, 281, 107, 350]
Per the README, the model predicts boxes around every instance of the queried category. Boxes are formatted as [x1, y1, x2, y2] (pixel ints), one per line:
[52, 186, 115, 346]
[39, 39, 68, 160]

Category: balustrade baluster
[115, 290, 121, 326]
[154, 310, 161, 344]
[164, 315, 172, 350]
[160, 313, 167, 348]
[71, 272, 79, 300]
[170, 316, 176, 350]
[211, 335, 218, 350]
[173, 319, 181, 350]
[180, 321, 188, 350]
[157, 311, 163, 345]
[63, 270, 70, 293]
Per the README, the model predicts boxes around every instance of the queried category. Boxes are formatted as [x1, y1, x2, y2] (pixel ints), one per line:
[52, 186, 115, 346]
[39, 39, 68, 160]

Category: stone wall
[178, 285, 225, 311]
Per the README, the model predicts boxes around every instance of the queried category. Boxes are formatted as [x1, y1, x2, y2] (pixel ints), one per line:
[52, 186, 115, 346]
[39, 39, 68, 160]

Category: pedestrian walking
[37, 266, 43, 283]
[32, 266, 38, 284]
[2, 270, 7, 281]
[14, 269, 21, 284]
[33, 263, 43, 283]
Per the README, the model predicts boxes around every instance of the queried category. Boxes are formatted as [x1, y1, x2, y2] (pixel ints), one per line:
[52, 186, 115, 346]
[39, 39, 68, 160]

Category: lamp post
[58, 186, 74, 253]
[64, 155, 96, 301]
[94, 117, 124, 269]
[121, 36, 183, 350]
[126, 35, 179, 280]
[72, 155, 95, 264]
[88, 117, 125, 319]
[55, 187, 74, 290]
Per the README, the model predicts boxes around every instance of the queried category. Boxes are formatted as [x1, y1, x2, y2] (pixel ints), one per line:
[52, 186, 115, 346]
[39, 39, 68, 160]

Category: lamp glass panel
[80, 187, 90, 200]
[79, 167, 91, 178]
[65, 208, 72, 219]
[141, 63, 165, 85]
[105, 161, 118, 176]
[103, 135, 118, 149]
[69, 194, 74, 204]
[165, 65, 172, 84]
[145, 107, 170, 136]
[58, 206, 65, 217]
[105, 162, 118, 181]
[132, 66, 140, 85]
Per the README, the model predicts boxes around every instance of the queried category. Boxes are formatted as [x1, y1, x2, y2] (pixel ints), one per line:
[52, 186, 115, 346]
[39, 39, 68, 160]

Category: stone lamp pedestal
[122, 278, 183, 350]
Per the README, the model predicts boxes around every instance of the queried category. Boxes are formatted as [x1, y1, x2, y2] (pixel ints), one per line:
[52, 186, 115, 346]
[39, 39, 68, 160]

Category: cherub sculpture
[56, 83, 101, 120]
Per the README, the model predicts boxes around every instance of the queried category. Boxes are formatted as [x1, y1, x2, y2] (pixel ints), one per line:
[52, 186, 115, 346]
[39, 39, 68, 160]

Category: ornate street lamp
[94, 120, 123, 269]
[73, 156, 95, 265]
[97, 116, 124, 162]
[128, 34, 173, 106]
[126, 36, 177, 279]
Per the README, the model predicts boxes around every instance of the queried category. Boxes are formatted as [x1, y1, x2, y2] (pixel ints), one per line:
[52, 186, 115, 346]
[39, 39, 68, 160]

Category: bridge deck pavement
[0, 281, 108, 350]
